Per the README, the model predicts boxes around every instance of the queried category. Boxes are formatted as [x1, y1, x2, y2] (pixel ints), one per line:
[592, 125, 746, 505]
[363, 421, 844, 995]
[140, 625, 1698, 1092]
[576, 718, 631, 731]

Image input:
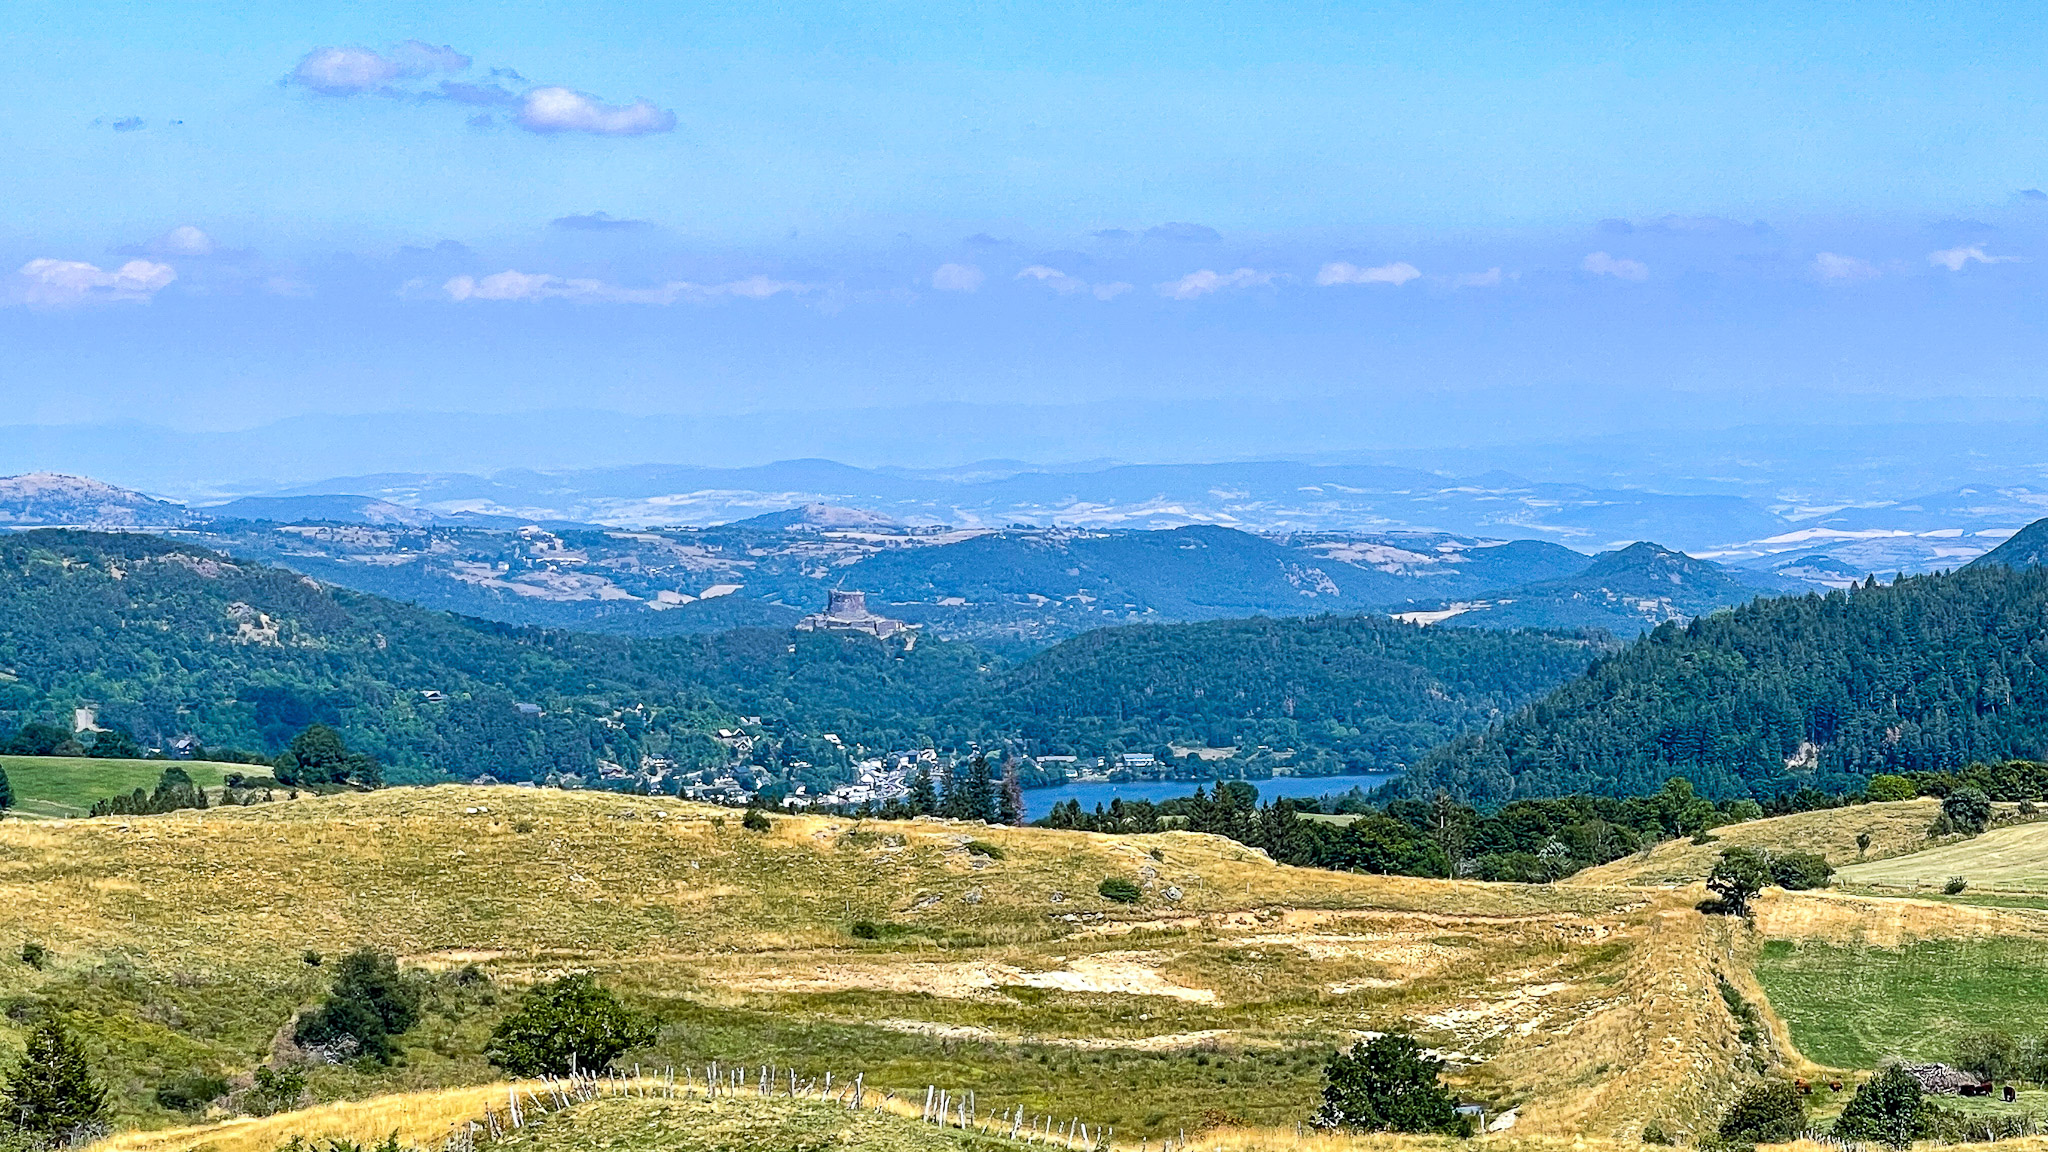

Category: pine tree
[0, 763, 12, 816]
[906, 766, 937, 815]
[3, 1016, 107, 1141]
[998, 760, 1025, 825]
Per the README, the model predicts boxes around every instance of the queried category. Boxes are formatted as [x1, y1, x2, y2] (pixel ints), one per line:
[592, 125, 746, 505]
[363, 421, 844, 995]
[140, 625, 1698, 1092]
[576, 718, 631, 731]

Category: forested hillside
[1412, 562, 2048, 804]
[0, 531, 1598, 789]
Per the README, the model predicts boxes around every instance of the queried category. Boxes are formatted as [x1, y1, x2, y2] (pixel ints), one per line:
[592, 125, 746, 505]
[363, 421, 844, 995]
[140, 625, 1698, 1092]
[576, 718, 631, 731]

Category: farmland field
[0, 755, 264, 818]
[1836, 820, 2048, 893]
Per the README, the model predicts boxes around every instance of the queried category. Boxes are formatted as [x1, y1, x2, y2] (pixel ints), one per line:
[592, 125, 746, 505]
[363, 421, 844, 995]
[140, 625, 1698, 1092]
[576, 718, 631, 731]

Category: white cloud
[1454, 267, 1503, 288]
[1315, 260, 1420, 287]
[932, 263, 984, 292]
[291, 41, 470, 95]
[10, 258, 175, 308]
[441, 270, 810, 304]
[1929, 245, 2016, 272]
[263, 276, 315, 298]
[154, 226, 215, 256]
[517, 87, 675, 136]
[1016, 266, 1131, 300]
[1582, 251, 1649, 281]
[1813, 252, 1880, 282]
[1157, 268, 1275, 300]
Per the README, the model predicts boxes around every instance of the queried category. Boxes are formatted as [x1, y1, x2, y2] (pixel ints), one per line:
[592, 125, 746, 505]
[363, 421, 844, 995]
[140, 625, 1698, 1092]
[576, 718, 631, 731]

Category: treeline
[1039, 777, 1768, 882]
[1412, 565, 2048, 804]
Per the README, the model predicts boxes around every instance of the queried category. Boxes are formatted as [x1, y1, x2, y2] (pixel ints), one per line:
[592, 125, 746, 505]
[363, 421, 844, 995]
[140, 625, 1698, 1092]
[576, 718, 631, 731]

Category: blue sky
[8, 2, 2048, 473]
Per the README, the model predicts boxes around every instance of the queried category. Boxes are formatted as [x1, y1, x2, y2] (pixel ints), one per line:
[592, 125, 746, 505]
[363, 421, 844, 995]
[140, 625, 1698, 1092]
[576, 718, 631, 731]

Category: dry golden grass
[1567, 800, 1941, 888]
[0, 787, 1780, 1142]
[91, 1083, 511, 1152]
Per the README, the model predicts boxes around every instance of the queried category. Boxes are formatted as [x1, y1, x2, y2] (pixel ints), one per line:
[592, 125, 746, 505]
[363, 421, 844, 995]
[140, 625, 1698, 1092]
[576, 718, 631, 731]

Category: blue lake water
[1022, 773, 1396, 821]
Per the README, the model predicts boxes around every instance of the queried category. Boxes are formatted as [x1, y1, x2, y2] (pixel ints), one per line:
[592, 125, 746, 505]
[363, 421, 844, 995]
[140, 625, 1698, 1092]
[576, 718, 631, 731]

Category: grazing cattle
[2005, 1085, 2019, 1103]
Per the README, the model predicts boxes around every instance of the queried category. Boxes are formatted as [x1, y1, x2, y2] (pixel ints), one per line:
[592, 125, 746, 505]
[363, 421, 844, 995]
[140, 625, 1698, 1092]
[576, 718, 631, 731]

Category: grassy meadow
[0, 786, 1743, 1143]
[0, 755, 265, 818]
[1753, 936, 2048, 1069]
[1566, 799, 1941, 887]
[1836, 820, 2048, 894]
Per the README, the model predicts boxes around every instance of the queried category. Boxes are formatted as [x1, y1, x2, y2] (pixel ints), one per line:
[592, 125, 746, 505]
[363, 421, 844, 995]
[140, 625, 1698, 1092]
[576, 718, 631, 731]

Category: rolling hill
[0, 530, 1600, 788]
[1427, 542, 1795, 635]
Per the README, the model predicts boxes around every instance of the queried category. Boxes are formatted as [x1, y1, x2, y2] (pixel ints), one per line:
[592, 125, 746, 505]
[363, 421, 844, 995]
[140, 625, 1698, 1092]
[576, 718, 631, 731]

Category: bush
[1945, 876, 1968, 895]
[294, 949, 420, 1063]
[1, 1016, 108, 1142]
[248, 1064, 307, 1116]
[152, 1070, 228, 1114]
[1833, 1065, 1927, 1149]
[19, 942, 46, 970]
[1955, 1030, 2019, 1081]
[850, 920, 881, 939]
[1097, 876, 1142, 903]
[1642, 1121, 1673, 1145]
[740, 809, 771, 832]
[1769, 851, 1834, 891]
[1944, 787, 1993, 835]
[485, 974, 655, 1077]
[1704, 847, 1771, 915]
[1866, 774, 1917, 802]
[1309, 1033, 1471, 1136]
[1718, 1080, 1806, 1144]
[964, 839, 1005, 859]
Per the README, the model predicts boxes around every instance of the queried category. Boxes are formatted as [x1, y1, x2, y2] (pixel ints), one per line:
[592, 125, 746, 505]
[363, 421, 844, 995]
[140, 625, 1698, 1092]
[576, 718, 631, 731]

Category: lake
[1022, 772, 1397, 821]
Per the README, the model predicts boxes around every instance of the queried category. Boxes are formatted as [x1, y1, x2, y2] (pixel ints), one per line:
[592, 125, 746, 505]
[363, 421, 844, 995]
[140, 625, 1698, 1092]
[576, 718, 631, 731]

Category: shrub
[152, 1069, 228, 1114]
[850, 920, 881, 939]
[1866, 774, 1917, 802]
[1, 1016, 108, 1142]
[1945, 876, 1968, 895]
[1718, 1080, 1806, 1144]
[1833, 1065, 1927, 1149]
[19, 942, 46, 969]
[1769, 851, 1834, 891]
[1642, 1121, 1673, 1145]
[1954, 1030, 2019, 1081]
[1097, 876, 1141, 903]
[1856, 831, 1873, 856]
[1704, 847, 1771, 915]
[294, 949, 420, 1063]
[963, 839, 1005, 859]
[1309, 1033, 1471, 1136]
[740, 809, 771, 832]
[248, 1064, 307, 1116]
[1944, 787, 1993, 835]
[485, 974, 655, 1077]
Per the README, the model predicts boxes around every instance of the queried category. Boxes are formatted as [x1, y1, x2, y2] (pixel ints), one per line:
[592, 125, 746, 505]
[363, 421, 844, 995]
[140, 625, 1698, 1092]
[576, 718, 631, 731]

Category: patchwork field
[0, 786, 1762, 1144]
[1836, 820, 2048, 894]
[0, 755, 262, 819]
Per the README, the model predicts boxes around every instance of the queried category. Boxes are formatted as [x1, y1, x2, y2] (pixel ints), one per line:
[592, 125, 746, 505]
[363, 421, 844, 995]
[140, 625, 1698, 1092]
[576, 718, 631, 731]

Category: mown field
[1836, 820, 2048, 893]
[0, 786, 1753, 1144]
[0, 755, 261, 818]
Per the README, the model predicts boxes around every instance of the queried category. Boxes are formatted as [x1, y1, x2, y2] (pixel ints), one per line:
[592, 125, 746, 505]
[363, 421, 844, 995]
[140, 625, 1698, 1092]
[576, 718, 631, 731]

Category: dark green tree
[2, 1016, 107, 1142]
[1944, 787, 1993, 835]
[1718, 1080, 1806, 1144]
[1705, 847, 1772, 915]
[906, 766, 937, 815]
[485, 974, 655, 1077]
[1310, 1033, 1470, 1136]
[294, 949, 420, 1063]
[0, 763, 11, 816]
[279, 725, 382, 789]
[84, 727, 141, 760]
[1954, 1031, 2020, 1082]
[998, 761, 1024, 826]
[1833, 1065, 1927, 1149]
[1768, 851, 1834, 891]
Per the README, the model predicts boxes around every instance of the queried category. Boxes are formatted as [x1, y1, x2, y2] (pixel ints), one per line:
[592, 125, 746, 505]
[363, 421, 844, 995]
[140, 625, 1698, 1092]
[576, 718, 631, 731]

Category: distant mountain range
[0, 472, 1808, 647]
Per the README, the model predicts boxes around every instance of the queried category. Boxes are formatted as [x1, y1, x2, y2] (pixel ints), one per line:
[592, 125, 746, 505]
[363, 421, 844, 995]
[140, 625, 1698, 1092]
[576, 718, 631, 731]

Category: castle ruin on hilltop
[794, 589, 915, 639]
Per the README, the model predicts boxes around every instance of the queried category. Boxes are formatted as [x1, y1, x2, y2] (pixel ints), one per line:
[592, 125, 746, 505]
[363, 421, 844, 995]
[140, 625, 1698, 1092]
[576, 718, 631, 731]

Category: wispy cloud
[1454, 267, 1503, 288]
[440, 270, 811, 304]
[1581, 251, 1649, 281]
[1928, 245, 2017, 272]
[1813, 252, 1880, 281]
[290, 42, 674, 137]
[1157, 268, 1275, 300]
[517, 87, 675, 136]
[1315, 261, 1420, 287]
[549, 212, 655, 232]
[290, 42, 470, 96]
[153, 226, 215, 256]
[1016, 265, 1129, 300]
[9, 258, 175, 308]
[932, 263, 984, 292]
